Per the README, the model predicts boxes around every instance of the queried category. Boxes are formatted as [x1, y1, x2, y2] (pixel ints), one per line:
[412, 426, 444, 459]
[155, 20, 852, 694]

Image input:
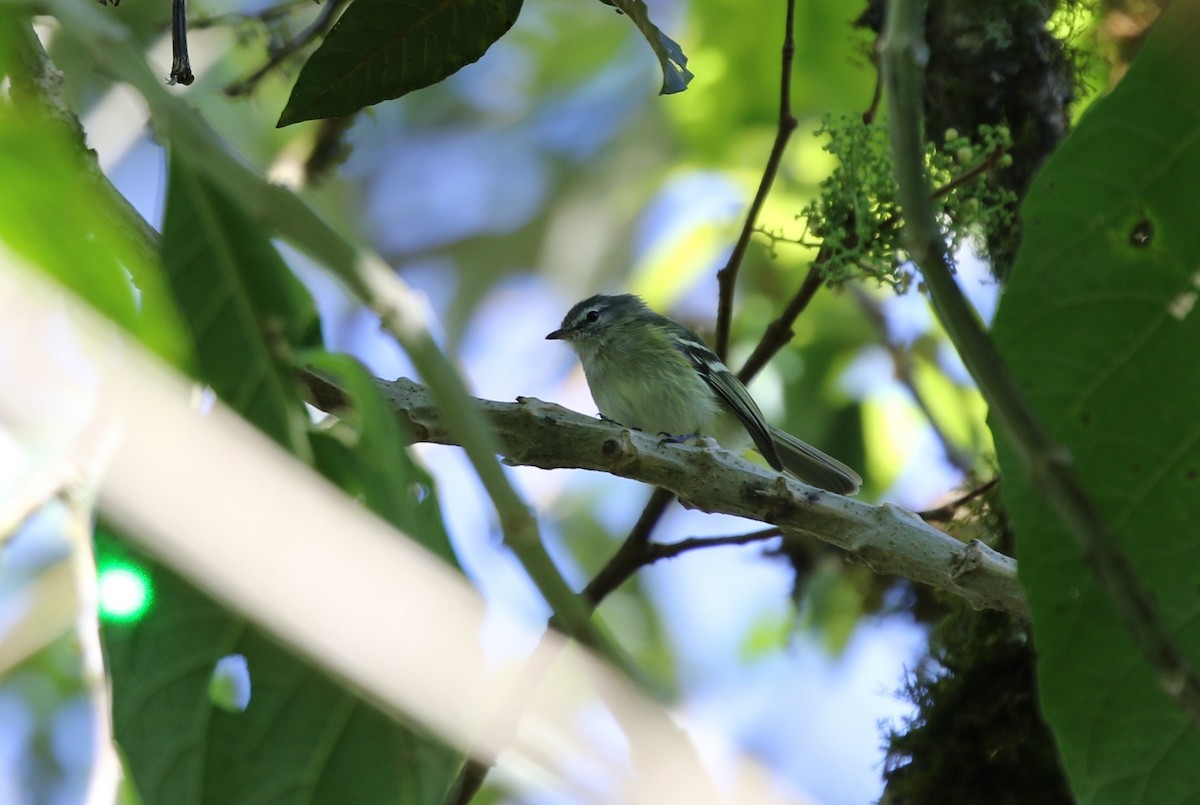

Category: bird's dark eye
[585, 309, 600, 323]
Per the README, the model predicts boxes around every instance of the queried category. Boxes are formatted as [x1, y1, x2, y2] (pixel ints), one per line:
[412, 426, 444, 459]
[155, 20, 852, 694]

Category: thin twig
[582, 488, 675, 606]
[444, 491, 698, 805]
[863, 39, 884, 125]
[445, 630, 565, 805]
[190, 0, 312, 30]
[645, 528, 783, 562]
[918, 477, 1000, 522]
[737, 263, 823, 383]
[169, 0, 194, 86]
[882, 0, 1200, 725]
[443, 511, 771, 805]
[584, 528, 786, 611]
[224, 0, 351, 96]
[713, 0, 799, 361]
[625, 486, 677, 548]
[931, 145, 1006, 200]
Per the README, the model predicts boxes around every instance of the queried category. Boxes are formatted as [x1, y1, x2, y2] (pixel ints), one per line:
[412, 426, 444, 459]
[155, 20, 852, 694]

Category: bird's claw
[657, 431, 699, 446]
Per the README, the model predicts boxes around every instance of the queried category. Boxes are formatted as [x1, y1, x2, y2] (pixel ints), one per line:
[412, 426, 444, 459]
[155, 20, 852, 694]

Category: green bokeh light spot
[98, 563, 153, 623]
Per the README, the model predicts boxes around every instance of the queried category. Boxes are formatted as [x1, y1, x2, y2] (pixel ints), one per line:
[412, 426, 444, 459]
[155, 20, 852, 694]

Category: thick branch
[882, 0, 1200, 722]
[303, 371, 1028, 619]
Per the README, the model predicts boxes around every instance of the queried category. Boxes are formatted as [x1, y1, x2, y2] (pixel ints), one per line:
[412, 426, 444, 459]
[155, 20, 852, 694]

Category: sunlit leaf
[0, 109, 189, 366]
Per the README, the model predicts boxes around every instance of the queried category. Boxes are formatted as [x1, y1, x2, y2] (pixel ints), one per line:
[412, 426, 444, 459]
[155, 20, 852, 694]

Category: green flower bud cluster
[799, 115, 1015, 293]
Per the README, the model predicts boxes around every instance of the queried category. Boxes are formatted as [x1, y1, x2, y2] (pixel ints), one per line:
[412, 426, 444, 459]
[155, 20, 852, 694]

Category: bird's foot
[657, 431, 700, 446]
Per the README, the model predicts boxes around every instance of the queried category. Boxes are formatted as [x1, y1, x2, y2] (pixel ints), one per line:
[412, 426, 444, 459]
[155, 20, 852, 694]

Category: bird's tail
[769, 426, 862, 495]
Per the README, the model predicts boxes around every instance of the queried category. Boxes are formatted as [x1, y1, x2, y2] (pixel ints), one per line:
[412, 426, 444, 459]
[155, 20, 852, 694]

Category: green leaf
[605, 0, 692, 94]
[161, 150, 320, 454]
[991, 5, 1200, 802]
[100, 528, 461, 805]
[277, 0, 523, 127]
[0, 105, 189, 367]
[304, 352, 459, 568]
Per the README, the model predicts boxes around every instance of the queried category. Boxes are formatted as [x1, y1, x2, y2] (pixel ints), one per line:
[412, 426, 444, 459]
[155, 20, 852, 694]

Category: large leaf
[100, 528, 460, 805]
[160, 151, 320, 453]
[103, 352, 465, 803]
[277, 0, 523, 126]
[101, 353, 465, 801]
[304, 352, 459, 567]
[991, 4, 1200, 802]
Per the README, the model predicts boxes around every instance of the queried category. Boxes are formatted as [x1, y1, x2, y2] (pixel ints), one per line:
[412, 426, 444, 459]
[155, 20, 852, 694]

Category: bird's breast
[584, 354, 721, 437]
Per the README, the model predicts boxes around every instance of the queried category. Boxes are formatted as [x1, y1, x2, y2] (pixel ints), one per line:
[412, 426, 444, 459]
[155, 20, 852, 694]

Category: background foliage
[0, 0, 1194, 803]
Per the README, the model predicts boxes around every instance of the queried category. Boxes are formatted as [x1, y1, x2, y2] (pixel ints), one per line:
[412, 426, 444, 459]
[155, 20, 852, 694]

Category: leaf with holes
[991, 4, 1200, 802]
[100, 528, 461, 805]
[278, 0, 523, 126]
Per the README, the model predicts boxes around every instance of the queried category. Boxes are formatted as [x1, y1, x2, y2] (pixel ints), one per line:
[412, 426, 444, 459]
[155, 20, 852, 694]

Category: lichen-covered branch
[303, 371, 1029, 619]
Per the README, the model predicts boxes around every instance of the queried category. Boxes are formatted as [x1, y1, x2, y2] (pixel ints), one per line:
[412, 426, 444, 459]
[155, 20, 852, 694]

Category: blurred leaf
[799, 565, 864, 655]
[0, 108, 189, 367]
[511, 3, 626, 93]
[100, 528, 460, 805]
[605, 0, 693, 94]
[911, 356, 990, 458]
[665, 0, 873, 159]
[304, 352, 459, 568]
[119, 164, 467, 803]
[277, 0, 523, 127]
[161, 150, 319, 454]
[738, 608, 790, 663]
[992, 4, 1200, 802]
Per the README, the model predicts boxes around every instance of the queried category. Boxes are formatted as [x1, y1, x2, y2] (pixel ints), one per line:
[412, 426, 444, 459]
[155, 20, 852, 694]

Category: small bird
[547, 294, 862, 494]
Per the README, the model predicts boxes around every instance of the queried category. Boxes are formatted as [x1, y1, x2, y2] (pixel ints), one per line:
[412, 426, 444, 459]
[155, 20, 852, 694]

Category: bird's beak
[545, 327, 569, 340]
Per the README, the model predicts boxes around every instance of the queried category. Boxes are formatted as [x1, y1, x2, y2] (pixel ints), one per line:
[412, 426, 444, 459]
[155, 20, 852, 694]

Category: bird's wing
[674, 337, 785, 470]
